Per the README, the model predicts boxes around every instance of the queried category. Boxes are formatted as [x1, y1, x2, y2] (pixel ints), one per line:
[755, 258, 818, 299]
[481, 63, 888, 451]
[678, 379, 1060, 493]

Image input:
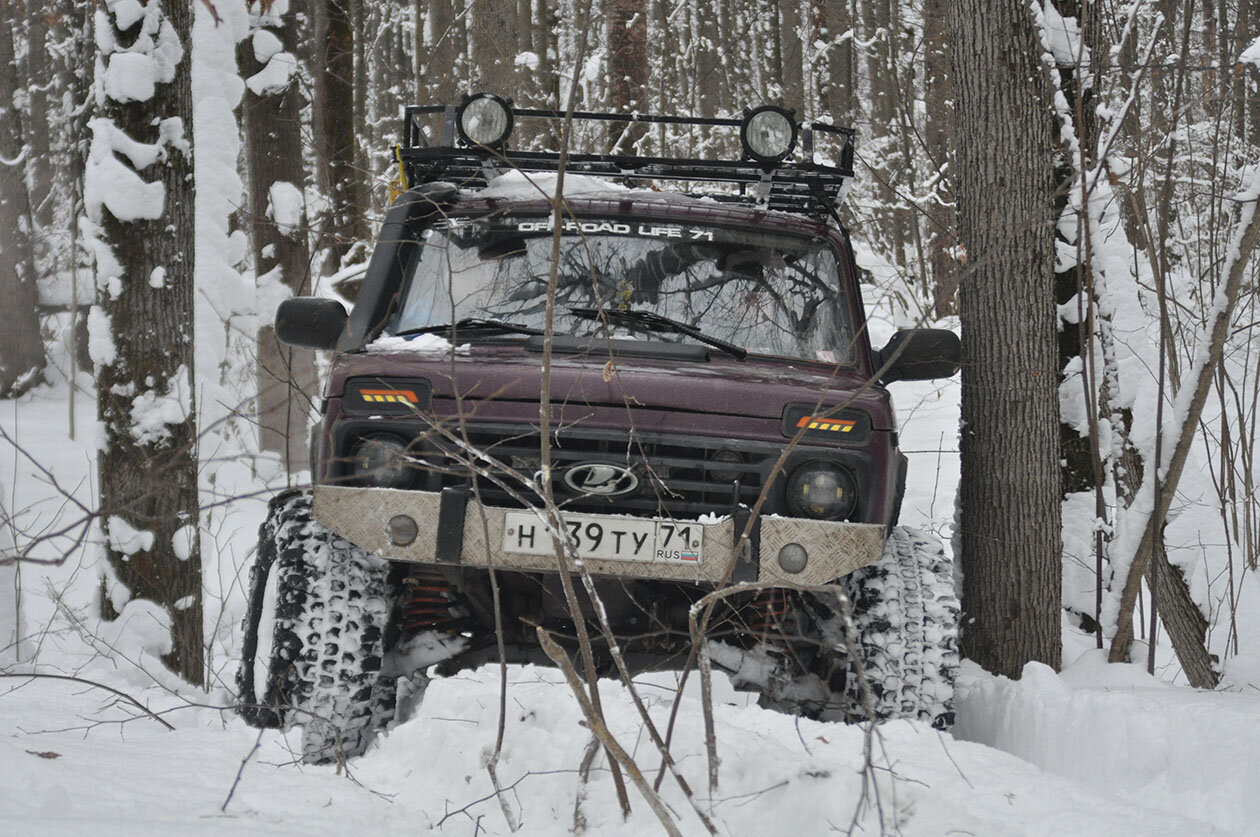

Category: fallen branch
[1108, 172, 1260, 677]
[537, 627, 683, 837]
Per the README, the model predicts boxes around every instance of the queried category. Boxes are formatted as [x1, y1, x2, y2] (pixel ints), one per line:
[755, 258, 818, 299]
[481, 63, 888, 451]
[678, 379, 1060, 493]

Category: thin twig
[221, 727, 265, 812]
[0, 672, 175, 731]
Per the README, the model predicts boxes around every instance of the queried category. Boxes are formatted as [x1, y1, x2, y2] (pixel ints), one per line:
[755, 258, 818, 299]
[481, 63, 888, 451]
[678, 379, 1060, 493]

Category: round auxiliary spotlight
[740, 105, 798, 165]
[456, 92, 514, 148]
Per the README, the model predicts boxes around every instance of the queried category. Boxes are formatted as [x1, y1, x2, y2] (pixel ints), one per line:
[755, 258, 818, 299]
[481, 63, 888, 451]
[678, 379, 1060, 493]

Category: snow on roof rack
[398, 100, 856, 219]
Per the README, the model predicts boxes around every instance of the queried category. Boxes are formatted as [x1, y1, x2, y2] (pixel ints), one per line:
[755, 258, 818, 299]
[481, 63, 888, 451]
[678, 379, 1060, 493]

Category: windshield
[390, 215, 856, 363]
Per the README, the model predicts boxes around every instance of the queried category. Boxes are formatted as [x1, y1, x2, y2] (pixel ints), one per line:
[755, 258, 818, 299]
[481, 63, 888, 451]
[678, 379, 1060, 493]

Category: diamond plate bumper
[313, 485, 884, 586]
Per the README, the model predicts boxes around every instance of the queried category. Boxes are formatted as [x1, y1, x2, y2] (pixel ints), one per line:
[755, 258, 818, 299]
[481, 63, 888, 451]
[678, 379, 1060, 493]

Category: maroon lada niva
[238, 97, 961, 762]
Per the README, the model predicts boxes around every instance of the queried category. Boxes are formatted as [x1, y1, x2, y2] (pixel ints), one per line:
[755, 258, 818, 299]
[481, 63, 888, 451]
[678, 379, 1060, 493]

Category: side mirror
[874, 329, 961, 382]
[275, 297, 348, 351]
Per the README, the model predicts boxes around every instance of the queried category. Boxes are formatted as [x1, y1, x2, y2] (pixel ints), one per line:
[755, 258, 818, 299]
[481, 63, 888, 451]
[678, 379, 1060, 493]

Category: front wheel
[737, 526, 959, 728]
[842, 526, 960, 729]
[236, 490, 396, 762]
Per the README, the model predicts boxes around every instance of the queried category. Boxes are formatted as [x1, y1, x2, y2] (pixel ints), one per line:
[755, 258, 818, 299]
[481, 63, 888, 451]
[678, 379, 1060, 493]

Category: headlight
[740, 105, 797, 164]
[786, 461, 857, 520]
[350, 435, 413, 489]
[457, 92, 514, 148]
[710, 449, 744, 482]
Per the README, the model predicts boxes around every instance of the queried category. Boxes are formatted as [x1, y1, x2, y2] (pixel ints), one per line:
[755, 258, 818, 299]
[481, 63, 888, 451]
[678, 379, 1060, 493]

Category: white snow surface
[0, 657, 1251, 835]
[366, 333, 462, 354]
[475, 169, 630, 201]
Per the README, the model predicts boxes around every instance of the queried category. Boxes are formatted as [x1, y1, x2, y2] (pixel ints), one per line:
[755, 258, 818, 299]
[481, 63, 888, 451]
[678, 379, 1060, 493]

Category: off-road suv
[237, 96, 962, 762]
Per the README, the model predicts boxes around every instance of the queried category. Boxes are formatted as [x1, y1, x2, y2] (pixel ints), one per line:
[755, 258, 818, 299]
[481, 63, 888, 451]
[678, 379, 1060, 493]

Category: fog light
[778, 542, 808, 574]
[388, 514, 419, 547]
[740, 105, 797, 164]
[457, 92, 514, 147]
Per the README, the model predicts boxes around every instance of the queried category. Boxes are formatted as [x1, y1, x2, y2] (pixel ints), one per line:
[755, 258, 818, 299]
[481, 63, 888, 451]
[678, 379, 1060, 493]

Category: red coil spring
[746, 588, 795, 643]
[399, 571, 463, 634]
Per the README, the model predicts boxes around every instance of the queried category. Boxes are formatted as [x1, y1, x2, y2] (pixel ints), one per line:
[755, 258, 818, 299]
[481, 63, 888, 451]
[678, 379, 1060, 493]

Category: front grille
[427, 424, 771, 517]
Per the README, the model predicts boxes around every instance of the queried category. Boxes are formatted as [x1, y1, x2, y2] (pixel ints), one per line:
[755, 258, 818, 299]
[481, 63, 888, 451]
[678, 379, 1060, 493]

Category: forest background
[1, 0, 1260, 831]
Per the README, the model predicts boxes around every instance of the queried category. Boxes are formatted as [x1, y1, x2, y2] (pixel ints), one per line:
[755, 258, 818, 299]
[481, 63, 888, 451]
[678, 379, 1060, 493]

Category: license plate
[502, 511, 703, 564]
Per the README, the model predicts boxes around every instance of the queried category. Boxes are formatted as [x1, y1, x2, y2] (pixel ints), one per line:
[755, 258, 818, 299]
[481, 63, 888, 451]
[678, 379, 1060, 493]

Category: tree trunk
[418, 0, 460, 103]
[951, 0, 1062, 677]
[241, 0, 317, 472]
[777, 0, 802, 109]
[814, 0, 853, 126]
[923, 0, 956, 317]
[0, 17, 44, 398]
[470, 0, 517, 95]
[352, 0, 370, 218]
[694, 3, 721, 118]
[1150, 540, 1217, 688]
[1107, 163, 1260, 678]
[23, 5, 53, 235]
[88, 0, 203, 686]
[607, 0, 648, 152]
[314, 0, 364, 271]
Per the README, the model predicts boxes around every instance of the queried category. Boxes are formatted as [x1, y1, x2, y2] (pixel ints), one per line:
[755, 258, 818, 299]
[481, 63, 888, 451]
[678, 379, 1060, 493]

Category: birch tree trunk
[88, 0, 203, 686]
[0, 15, 44, 398]
[952, 0, 1062, 677]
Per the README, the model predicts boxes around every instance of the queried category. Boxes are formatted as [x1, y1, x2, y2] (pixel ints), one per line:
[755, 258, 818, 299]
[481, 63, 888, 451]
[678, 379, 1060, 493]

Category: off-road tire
[236, 490, 396, 762]
[842, 526, 959, 729]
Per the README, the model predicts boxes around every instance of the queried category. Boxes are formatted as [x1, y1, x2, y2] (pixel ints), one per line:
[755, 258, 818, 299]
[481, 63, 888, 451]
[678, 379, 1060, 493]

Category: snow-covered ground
[0, 653, 1252, 835]
[3, 344, 1259, 835]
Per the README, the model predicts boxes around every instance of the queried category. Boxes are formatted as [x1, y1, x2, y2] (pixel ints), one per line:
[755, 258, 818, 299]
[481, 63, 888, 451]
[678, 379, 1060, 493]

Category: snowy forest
[2, 0, 1260, 833]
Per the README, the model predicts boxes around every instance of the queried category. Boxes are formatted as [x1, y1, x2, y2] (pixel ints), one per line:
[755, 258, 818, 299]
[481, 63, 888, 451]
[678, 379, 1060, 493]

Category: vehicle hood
[328, 343, 895, 429]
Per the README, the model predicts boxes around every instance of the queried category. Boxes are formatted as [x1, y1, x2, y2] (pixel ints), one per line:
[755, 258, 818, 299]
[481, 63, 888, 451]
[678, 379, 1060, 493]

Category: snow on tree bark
[23, 5, 54, 237]
[923, 0, 956, 318]
[241, 0, 315, 472]
[951, 0, 1062, 677]
[606, 0, 647, 152]
[0, 15, 45, 399]
[87, 0, 204, 687]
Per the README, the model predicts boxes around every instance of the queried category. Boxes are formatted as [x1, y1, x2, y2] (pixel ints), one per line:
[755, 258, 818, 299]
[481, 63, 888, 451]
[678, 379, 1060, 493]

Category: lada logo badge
[563, 463, 640, 497]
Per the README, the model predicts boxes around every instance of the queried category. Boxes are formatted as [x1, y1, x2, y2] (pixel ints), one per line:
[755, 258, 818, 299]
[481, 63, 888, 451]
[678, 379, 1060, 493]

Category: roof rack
[398, 102, 855, 219]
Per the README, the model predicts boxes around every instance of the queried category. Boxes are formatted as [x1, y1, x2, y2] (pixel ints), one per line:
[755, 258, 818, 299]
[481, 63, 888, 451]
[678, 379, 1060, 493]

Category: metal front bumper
[313, 485, 884, 586]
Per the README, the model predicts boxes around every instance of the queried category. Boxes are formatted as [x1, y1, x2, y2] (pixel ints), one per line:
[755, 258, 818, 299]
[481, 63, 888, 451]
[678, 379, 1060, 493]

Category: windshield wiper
[568, 307, 747, 360]
[395, 317, 543, 338]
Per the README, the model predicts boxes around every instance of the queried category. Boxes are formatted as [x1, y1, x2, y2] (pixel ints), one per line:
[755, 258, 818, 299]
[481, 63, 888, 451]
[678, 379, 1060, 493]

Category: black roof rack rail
[398, 103, 855, 219]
